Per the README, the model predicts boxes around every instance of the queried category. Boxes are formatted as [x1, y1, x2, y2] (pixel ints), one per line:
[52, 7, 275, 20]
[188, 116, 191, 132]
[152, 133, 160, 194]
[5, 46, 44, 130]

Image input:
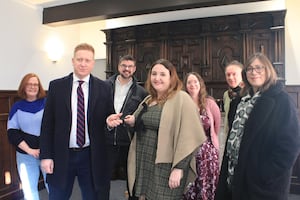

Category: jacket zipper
[113, 85, 134, 145]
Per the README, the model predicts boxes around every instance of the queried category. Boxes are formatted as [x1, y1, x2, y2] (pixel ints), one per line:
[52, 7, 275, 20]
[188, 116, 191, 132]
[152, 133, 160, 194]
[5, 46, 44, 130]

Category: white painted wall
[79, 21, 107, 80]
[285, 0, 300, 85]
[0, 0, 299, 90]
[0, 1, 81, 89]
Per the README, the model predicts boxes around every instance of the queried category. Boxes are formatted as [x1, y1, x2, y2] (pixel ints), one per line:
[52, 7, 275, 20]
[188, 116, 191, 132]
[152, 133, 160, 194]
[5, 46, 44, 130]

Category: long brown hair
[183, 72, 208, 112]
[145, 59, 182, 104]
[18, 73, 46, 99]
[241, 52, 277, 95]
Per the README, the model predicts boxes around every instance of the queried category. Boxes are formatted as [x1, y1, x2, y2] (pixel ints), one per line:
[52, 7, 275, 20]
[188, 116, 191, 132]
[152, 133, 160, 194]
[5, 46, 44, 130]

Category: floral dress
[183, 111, 219, 200]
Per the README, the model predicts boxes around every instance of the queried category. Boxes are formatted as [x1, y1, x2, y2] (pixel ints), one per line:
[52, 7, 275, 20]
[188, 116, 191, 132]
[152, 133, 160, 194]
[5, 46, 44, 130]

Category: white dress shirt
[114, 76, 132, 113]
[69, 74, 90, 148]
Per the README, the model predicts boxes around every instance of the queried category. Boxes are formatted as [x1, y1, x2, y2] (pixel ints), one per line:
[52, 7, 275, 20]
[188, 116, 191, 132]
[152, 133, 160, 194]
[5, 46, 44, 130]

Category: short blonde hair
[74, 43, 95, 56]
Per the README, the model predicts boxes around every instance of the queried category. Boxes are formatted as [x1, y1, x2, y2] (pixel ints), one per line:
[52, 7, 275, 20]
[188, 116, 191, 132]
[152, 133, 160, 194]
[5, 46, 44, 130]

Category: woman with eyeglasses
[7, 73, 48, 200]
[215, 52, 300, 200]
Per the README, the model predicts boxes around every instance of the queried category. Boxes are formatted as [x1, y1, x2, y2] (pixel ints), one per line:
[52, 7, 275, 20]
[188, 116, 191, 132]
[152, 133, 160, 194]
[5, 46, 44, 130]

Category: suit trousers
[48, 147, 98, 200]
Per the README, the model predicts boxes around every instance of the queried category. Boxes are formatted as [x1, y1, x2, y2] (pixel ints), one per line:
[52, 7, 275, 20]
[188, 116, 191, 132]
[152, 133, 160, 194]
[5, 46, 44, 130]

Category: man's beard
[120, 72, 132, 79]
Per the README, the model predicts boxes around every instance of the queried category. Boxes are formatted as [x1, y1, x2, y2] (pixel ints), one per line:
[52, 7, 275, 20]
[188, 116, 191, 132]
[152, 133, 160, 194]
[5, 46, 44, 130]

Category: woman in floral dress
[183, 72, 221, 200]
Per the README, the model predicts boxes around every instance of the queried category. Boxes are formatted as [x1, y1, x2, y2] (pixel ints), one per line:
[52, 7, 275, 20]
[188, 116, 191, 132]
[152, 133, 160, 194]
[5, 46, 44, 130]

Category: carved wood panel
[168, 38, 207, 80]
[103, 10, 286, 100]
[136, 41, 162, 83]
[286, 86, 300, 112]
[211, 33, 243, 82]
[0, 92, 23, 199]
[109, 41, 135, 78]
[248, 31, 274, 61]
[0, 115, 22, 200]
[285, 85, 300, 194]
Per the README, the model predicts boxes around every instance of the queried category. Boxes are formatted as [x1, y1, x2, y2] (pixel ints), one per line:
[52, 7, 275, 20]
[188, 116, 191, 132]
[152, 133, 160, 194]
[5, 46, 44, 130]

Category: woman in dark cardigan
[215, 52, 300, 200]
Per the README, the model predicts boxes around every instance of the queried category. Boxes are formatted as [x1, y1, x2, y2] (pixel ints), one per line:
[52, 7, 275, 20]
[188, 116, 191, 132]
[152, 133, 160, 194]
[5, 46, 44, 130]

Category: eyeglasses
[246, 65, 265, 74]
[26, 83, 39, 88]
[120, 64, 135, 69]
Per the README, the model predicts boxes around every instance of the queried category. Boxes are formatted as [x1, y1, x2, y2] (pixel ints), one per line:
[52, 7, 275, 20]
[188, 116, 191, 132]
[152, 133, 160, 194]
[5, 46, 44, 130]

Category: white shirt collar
[73, 74, 90, 84]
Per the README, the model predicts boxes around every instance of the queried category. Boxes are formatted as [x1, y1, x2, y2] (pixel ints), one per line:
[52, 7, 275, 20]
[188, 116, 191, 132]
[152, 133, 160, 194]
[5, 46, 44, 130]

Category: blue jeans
[16, 152, 48, 200]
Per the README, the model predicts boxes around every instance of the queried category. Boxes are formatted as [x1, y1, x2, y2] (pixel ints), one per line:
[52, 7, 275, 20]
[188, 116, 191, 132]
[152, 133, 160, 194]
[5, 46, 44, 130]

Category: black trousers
[106, 144, 138, 199]
[106, 144, 129, 180]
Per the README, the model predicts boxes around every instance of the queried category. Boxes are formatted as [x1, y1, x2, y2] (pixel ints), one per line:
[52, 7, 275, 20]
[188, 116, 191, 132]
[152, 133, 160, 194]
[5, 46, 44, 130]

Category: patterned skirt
[183, 139, 219, 200]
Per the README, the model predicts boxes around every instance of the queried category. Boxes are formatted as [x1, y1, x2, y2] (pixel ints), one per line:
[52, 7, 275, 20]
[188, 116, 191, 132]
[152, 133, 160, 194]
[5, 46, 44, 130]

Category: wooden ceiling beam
[42, 0, 268, 26]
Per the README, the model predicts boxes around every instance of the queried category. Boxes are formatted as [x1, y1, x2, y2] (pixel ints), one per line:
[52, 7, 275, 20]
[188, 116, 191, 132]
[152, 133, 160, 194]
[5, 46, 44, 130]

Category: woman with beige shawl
[107, 59, 205, 200]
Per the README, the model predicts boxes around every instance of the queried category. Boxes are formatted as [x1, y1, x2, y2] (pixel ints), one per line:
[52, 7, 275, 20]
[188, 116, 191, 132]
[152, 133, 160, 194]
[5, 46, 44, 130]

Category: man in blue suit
[40, 43, 113, 200]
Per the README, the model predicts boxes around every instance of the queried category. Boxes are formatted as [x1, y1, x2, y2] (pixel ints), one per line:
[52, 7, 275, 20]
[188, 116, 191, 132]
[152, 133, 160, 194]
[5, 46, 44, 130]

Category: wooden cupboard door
[0, 94, 22, 199]
[247, 30, 274, 60]
[168, 38, 207, 81]
[211, 33, 243, 82]
[136, 41, 162, 84]
[110, 42, 133, 75]
[247, 30, 285, 80]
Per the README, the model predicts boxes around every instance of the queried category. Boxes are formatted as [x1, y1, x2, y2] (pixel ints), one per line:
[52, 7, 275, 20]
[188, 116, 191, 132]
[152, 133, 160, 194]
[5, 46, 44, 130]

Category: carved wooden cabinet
[103, 10, 300, 194]
[103, 10, 286, 100]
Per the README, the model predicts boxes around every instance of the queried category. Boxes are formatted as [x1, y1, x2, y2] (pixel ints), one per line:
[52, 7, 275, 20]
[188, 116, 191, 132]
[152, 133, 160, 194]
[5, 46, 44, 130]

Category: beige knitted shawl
[127, 91, 206, 194]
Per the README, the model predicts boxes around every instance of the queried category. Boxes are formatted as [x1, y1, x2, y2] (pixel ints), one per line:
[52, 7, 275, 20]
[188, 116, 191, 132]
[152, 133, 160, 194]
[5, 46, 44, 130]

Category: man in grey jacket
[105, 55, 147, 200]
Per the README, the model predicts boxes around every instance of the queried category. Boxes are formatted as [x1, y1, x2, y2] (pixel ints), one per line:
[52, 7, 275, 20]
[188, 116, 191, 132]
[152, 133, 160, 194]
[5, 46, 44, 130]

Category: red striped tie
[77, 80, 85, 147]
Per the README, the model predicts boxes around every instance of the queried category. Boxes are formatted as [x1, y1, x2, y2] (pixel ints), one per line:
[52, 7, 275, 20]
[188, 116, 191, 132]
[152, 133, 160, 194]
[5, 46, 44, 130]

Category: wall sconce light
[45, 37, 64, 63]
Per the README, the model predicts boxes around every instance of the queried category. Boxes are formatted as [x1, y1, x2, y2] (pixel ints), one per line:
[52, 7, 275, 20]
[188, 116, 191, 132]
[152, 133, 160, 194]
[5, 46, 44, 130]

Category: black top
[105, 74, 147, 146]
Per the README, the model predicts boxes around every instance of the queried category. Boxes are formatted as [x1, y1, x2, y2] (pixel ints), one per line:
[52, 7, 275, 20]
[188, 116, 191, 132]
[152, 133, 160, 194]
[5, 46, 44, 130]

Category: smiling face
[246, 58, 267, 93]
[25, 77, 39, 101]
[225, 64, 243, 89]
[72, 49, 95, 79]
[118, 59, 136, 80]
[150, 63, 171, 97]
[186, 74, 200, 97]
